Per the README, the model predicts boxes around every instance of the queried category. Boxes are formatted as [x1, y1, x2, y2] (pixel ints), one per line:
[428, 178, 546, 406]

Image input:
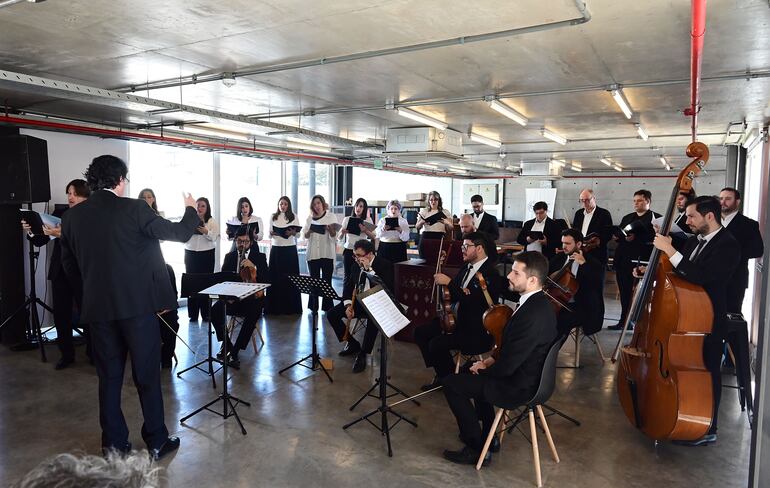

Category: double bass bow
[613, 141, 713, 441]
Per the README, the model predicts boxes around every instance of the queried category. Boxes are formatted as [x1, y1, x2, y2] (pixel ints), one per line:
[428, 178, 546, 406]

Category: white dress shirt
[303, 212, 338, 261]
[513, 289, 539, 314]
[271, 213, 302, 247]
[722, 211, 738, 228]
[526, 218, 546, 252]
[340, 215, 371, 250]
[472, 211, 485, 230]
[184, 217, 220, 251]
[580, 207, 595, 238]
[376, 216, 410, 243]
[462, 256, 488, 288]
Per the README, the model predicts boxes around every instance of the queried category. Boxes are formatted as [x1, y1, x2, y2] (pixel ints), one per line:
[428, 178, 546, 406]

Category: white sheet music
[652, 216, 691, 236]
[199, 281, 270, 300]
[360, 289, 410, 338]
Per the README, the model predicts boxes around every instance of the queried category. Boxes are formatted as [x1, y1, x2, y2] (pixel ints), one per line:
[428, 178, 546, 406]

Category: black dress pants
[704, 326, 726, 435]
[211, 296, 262, 352]
[726, 284, 746, 315]
[91, 313, 168, 450]
[615, 260, 635, 323]
[442, 373, 495, 451]
[414, 320, 468, 378]
[307, 258, 334, 312]
[326, 301, 378, 354]
[184, 249, 215, 321]
[52, 274, 76, 361]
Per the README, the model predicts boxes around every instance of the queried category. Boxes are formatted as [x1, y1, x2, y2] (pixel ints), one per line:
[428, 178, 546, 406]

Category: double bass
[613, 142, 713, 441]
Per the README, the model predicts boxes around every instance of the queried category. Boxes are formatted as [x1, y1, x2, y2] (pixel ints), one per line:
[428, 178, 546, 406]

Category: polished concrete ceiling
[1, 0, 769, 174]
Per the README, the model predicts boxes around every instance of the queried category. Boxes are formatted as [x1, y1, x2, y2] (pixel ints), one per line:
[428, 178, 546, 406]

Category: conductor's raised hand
[183, 192, 196, 208]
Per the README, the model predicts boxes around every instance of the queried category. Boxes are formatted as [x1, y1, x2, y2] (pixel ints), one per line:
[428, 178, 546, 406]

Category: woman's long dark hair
[353, 197, 370, 223]
[138, 188, 158, 213]
[197, 197, 212, 222]
[310, 194, 328, 217]
[236, 197, 253, 219]
[272, 196, 295, 223]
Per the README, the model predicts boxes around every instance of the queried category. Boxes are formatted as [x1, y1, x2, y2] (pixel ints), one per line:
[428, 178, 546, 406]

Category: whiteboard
[524, 188, 558, 221]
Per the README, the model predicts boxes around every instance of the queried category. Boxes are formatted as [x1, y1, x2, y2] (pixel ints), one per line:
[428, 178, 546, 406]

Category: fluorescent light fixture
[505, 165, 520, 172]
[469, 132, 502, 148]
[659, 156, 668, 166]
[396, 107, 448, 130]
[600, 158, 613, 167]
[416, 162, 438, 169]
[286, 136, 330, 148]
[610, 89, 633, 119]
[550, 158, 566, 167]
[613, 164, 623, 172]
[635, 124, 649, 141]
[179, 124, 252, 142]
[488, 100, 528, 126]
[664, 163, 671, 171]
[286, 141, 331, 153]
[542, 128, 567, 145]
[570, 161, 582, 172]
[449, 165, 468, 171]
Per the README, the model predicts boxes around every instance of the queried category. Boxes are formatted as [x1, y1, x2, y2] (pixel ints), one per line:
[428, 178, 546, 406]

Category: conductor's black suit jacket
[481, 291, 557, 406]
[61, 190, 199, 323]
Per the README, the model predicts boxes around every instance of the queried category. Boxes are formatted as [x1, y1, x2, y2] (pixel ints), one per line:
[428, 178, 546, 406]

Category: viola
[238, 247, 265, 298]
[613, 141, 713, 441]
[432, 236, 456, 334]
[476, 273, 512, 359]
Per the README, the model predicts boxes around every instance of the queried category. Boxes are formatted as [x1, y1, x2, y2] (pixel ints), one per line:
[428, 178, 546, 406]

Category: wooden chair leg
[591, 333, 607, 362]
[476, 408, 504, 470]
[529, 409, 542, 487]
[455, 353, 461, 374]
[499, 410, 510, 445]
[536, 405, 560, 463]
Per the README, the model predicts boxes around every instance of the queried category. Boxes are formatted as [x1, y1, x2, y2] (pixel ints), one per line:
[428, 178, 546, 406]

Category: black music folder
[310, 223, 327, 235]
[272, 225, 302, 239]
[226, 221, 259, 238]
[346, 217, 375, 234]
[385, 217, 399, 229]
[527, 230, 545, 241]
[422, 212, 444, 226]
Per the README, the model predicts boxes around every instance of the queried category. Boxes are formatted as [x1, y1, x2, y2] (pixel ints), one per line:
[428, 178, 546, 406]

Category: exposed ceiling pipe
[0, 114, 455, 178]
[686, 0, 707, 141]
[114, 0, 591, 93]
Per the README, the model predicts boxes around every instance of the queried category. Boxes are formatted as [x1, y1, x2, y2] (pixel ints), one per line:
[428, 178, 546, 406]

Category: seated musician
[441, 251, 557, 465]
[414, 232, 500, 391]
[637, 196, 739, 446]
[211, 228, 268, 369]
[548, 229, 604, 336]
[326, 239, 394, 373]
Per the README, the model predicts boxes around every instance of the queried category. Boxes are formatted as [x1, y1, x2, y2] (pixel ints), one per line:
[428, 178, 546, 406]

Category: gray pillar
[308, 162, 316, 197]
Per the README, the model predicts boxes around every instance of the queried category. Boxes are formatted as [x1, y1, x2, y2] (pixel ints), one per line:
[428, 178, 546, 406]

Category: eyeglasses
[354, 253, 369, 259]
[577, 198, 593, 203]
[461, 243, 478, 250]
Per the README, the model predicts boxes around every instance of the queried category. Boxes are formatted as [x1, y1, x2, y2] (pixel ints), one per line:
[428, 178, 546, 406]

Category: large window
[351, 167, 454, 212]
[127, 142, 214, 290]
[285, 161, 332, 217]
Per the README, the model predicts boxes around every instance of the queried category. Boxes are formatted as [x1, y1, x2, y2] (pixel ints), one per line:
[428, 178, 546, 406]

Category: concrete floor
[0, 296, 752, 487]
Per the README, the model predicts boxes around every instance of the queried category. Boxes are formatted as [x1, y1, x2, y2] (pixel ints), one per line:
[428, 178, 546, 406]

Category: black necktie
[690, 238, 707, 262]
[459, 264, 473, 286]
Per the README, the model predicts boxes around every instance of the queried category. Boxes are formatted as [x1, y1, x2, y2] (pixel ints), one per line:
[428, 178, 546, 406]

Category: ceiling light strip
[610, 89, 633, 119]
[396, 107, 448, 130]
[542, 128, 567, 145]
[469, 132, 502, 148]
[488, 100, 528, 126]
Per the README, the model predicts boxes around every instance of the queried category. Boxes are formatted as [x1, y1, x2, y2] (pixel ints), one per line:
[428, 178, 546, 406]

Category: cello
[613, 141, 713, 441]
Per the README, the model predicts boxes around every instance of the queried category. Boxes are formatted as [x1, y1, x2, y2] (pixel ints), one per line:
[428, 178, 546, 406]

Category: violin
[238, 247, 265, 298]
[432, 236, 456, 334]
[476, 273, 512, 359]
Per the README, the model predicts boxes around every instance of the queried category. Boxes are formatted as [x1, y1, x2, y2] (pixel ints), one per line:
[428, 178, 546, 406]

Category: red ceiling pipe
[686, 0, 707, 142]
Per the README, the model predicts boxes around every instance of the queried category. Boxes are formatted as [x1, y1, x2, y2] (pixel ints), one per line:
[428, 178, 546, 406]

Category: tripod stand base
[180, 393, 251, 435]
[349, 378, 420, 411]
[279, 353, 333, 383]
[343, 405, 417, 457]
[176, 357, 223, 389]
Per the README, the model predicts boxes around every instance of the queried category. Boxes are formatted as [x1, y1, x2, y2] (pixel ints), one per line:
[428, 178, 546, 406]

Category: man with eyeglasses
[325, 239, 394, 373]
[572, 189, 613, 267]
[414, 232, 501, 391]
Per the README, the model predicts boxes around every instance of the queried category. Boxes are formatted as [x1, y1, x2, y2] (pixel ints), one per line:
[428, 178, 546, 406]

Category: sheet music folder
[199, 281, 270, 300]
[356, 285, 410, 338]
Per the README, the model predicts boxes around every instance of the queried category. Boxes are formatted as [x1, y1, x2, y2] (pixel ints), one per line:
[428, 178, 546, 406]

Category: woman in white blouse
[339, 197, 376, 292]
[266, 196, 303, 315]
[303, 194, 338, 312]
[227, 197, 264, 251]
[184, 197, 220, 322]
[375, 199, 411, 263]
[415, 190, 453, 257]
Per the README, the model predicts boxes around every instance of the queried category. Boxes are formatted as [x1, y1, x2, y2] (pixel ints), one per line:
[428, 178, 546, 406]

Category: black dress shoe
[672, 434, 717, 447]
[149, 436, 180, 461]
[443, 446, 490, 466]
[102, 442, 132, 457]
[607, 323, 626, 331]
[339, 340, 361, 357]
[459, 434, 500, 453]
[421, 376, 441, 392]
[352, 353, 367, 373]
[55, 358, 74, 370]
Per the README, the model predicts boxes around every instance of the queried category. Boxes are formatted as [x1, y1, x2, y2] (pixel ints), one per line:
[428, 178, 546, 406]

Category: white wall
[452, 178, 505, 218]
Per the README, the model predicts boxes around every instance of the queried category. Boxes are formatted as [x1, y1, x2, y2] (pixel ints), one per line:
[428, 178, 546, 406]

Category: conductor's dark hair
[236, 197, 253, 218]
[84, 155, 128, 191]
[720, 187, 741, 200]
[354, 239, 376, 255]
[533, 201, 548, 212]
[470, 194, 483, 203]
[561, 228, 584, 243]
[689, 195, 722, 225]
[66, 179, 91, 199]
[514, 251, 549, 285]
[197, 197, 212, 222]
[634, 189, 652, 202]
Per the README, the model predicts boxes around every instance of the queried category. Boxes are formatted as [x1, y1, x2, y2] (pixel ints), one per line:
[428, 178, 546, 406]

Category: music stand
[177, 272, 238, 388]
[342, 285, 417, 456]
[180, 281, 268, 435]
[278, 274, 340, 382]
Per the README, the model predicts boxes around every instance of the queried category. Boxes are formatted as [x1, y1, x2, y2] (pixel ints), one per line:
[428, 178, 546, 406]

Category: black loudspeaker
[0, 135, 51, 204]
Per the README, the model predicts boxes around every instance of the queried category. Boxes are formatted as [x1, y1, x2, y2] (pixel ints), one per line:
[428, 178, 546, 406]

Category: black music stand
[278, 274, 339, 383]
[180, 281, 267, 435]
[342, 285, 417, 456]
[177, 272, 238, 388]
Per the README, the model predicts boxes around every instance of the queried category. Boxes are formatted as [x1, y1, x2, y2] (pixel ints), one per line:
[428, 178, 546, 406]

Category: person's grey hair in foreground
[12, 450, 161, 488]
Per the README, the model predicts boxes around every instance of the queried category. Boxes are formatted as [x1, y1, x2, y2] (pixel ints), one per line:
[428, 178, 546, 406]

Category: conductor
[61, 155, 199, 460]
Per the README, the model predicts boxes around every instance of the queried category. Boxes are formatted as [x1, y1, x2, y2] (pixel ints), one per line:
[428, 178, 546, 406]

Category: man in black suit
[719, 187, 764, 313]
[646, 196, 740, 446]
[572, 188, 613, 267]
[61, 155, 199, 460]
[414, 232, 500, 390]
[22, 179, 91, 369]
[549, 229, 605, 336]
[326, 239, 394, 373]
[609, 190, 661, 330]
[211, 228, 268, 369]
[441, 251, 557, 465]
[517, 201, 562, 260]
[671, 189, 696, 251]
[470, 194, 499, 242]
